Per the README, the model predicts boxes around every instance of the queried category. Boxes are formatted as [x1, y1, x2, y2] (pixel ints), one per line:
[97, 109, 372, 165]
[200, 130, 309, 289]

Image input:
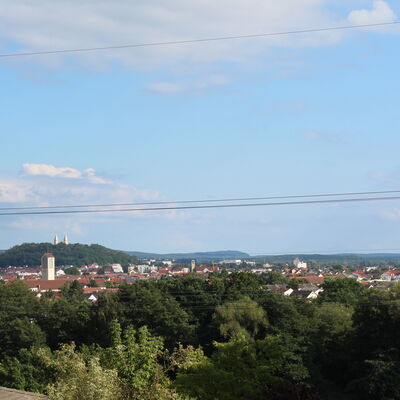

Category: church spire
[53, 235, 59, 245]
[63, 234, 69, 245]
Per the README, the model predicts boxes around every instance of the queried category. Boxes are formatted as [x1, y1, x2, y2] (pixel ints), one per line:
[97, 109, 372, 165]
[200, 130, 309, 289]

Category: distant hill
[128, 250, 400, 266]
[0, 243, 138, 268]
[253, 253, 400, 266]
[126, 250, 250, 262]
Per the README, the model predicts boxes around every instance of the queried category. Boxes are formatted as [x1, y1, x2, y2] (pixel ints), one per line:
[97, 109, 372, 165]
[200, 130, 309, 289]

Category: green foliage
[60, 280, 84, 299]
[0, 347, 56, 393]
[88, 278, 98, 287]
[103, 321, 165, 391]
[43, 344, 124, 400]
[0, 242, 138, 268]
[214, 297, 268, 340]
[101, 321, 177, 400]
[0, 281, 45, 357]
[175, 336, 310, 400]
[310, 303, 354, 387]
[36, 296, 91, 349]
[118, 283, 195, 347]
[2, 272, 400, 399]
[319, 278, 365, 305]
[64, 267, 80, 275]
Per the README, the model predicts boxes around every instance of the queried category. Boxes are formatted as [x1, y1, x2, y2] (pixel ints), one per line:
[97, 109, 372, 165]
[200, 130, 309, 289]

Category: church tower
[41, 253, 55, 280]
[63, 234, 69, 245]
[53, 235, 59, 245]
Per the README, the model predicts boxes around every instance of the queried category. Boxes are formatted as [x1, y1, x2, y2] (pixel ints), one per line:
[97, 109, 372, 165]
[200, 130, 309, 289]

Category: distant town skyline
[1, 1, 400, 253]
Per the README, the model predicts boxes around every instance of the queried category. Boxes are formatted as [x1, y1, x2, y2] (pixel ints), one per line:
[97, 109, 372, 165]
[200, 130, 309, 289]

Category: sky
[1, 0, 400, 254]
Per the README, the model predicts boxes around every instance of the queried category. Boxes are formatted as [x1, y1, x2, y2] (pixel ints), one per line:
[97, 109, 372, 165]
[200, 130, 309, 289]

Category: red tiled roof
[82, 288, 120, 294]
[24, 279, 75, 291]
[291, 276, 325, 285]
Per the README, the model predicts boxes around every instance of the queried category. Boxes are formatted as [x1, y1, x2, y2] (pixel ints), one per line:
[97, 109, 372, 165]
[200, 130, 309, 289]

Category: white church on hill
[53, 234, 69, 245]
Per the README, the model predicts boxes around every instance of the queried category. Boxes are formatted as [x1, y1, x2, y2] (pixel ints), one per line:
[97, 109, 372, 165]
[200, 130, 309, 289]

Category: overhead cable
[0, 21, 398, 59]
[1, 189, 400, 211]
[1, 195, 400, 216]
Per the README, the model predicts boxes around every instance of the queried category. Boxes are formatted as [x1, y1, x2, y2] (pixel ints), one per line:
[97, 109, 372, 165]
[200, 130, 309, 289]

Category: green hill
[0, 242, 138, 267]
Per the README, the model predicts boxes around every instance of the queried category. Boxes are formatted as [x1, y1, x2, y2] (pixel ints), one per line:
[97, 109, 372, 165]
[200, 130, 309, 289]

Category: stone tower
[41, 253, 55, 281]
[53, 235, 59, 245]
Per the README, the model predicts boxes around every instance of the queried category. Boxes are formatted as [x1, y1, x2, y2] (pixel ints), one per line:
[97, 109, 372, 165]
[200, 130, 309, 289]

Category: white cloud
[0, 179, 33, 203]
[23, 163, 109, 184]
[145, 82, 184, 94]
[302, 130, 345, 143]
[23, 163, 82, 178]
[0, 0, 377, 71]
[84, 168, 109, 184]
[348, 0, 396, 25]
[0, 164, 192, 230]
[1, 163, 159, 205]
[7, 216, 82, 235]
[145, 75, 229, 94]
[381, 208, 400, 221]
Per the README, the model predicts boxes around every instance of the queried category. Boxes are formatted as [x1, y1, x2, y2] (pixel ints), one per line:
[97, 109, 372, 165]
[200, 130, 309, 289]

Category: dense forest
[0, 273, 399, 399]
[0, 242, 138, 267]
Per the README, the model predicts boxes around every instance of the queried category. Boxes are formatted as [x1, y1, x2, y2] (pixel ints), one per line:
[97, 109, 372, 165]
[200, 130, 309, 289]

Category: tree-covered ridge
[0, 242, 138, 267]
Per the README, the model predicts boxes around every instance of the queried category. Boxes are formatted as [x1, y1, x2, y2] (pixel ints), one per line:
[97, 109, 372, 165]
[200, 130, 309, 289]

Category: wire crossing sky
[1, 195, 400, 216]
[1, 189, 400, 211]
[0, 21, 398, 58]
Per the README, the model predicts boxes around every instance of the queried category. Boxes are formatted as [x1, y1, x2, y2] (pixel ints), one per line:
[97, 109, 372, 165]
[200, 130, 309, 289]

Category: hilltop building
[293, 257, 307, 269]
[41, 253, 55, 281]
[53, 234, 69, 245]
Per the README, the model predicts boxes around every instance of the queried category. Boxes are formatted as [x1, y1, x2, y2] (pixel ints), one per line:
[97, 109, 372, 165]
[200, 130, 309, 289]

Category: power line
[0, 21, 398, 59]
[1, 189, 400, 211]
[1, 195, 400, 216]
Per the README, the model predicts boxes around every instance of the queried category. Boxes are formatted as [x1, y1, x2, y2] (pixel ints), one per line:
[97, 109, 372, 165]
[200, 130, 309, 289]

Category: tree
[88, 279, 98, 288]
[60, 280, 84, 299]
[0, 318, 46, 357]
[318, 278, 364, 306]
[0, 281, 44, 357]
[118, 283, 194, 347]
[64, 267, 80, 276]
[43, 344, 123, 400]
[162, 275, 225, 348]
[310, 302, 354, 387]
[175, 336, 310, 400]
[37, 295, 91, 349]
[101, 320, 177, 400]
[214, 297, 268, 341]
[0, 346, 55, 393]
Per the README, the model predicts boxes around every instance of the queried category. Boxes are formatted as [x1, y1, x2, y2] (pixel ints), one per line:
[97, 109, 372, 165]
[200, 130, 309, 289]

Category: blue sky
[1, 0, 400, 254]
